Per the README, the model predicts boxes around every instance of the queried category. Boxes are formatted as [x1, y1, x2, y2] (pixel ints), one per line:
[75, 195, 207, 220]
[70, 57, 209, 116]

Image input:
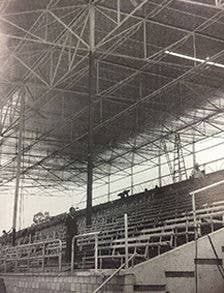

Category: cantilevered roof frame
[0, 0, 223, 201]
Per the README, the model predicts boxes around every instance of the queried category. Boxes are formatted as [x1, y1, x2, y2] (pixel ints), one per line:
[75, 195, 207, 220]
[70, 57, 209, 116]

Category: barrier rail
[71, 231, 100, 273]
[93, 253, 136, 293]
[71, 214, 129, 271]
[0, 239, 62, 272]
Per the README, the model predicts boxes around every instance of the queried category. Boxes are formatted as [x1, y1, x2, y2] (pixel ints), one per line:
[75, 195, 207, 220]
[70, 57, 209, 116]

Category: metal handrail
[0, 238, 62, 272]
[189, 179, 224, 196]
[71, 231, 100, 273]
[92, 253, 136, 293]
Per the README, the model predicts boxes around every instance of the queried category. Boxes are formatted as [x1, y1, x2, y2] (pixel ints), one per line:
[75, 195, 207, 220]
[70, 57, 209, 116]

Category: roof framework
[0, 0, 224, 199]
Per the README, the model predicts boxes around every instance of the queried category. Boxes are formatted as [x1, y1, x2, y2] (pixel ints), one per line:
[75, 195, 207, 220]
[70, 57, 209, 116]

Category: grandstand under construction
[1, 0, 224, 292]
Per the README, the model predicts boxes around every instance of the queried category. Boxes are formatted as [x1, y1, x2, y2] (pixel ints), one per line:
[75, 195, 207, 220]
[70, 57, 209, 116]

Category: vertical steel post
[131, 158, 134, 195]
[193, 32, 197, 67]
[191, 191, 198, 293]
[192, 33, 197, 179]
[192, 138, 196, 168]
[117, 0, 120, 24]
[191, 192, 197, 236]
[107, 170, 111, 202]
[42, 243, 45, 271]
[158, 150, 162, 187]
[178, 145, 181, 182]
[71, 236, 75, 273]
[58, 240, 62, 272]
[95, 234, 98, 271]
[86, 3, 95, 227]
[124, 213, 129, 268]
[143, 20, 147, 59]
[12, 92, 24, 246]
[108, 148, 113, 202]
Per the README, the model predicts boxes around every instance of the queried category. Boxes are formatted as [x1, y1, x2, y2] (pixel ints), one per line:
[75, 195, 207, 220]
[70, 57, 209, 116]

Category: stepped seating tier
[0, 239, 63, 273]
[1, 170, 224, 271]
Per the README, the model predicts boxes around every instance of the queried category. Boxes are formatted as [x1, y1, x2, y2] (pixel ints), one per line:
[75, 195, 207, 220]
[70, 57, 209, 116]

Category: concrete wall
[2, 271, 135, 293]
[132, 228, 224, 293]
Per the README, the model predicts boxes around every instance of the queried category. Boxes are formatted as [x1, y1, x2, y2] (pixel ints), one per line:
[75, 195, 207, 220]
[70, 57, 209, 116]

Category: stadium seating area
[1, 170, 224, 272]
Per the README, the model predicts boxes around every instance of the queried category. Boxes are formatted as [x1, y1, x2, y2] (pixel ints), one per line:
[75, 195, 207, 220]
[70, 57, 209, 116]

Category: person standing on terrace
[1, 230, 8, 246]
[64, 207, 78, 264]
[191, 163, 205, 179]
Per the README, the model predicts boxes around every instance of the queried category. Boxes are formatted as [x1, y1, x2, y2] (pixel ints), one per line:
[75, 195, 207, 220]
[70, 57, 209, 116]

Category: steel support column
[130, 161, 134, 195]
[158, 150, 162, 187]
[107, 175, 111, 201]
[131, 139, 137, 195]
[12, 91, 24, 245]
[192, 137, 196, 168]
[86, 3, 95, 227]
[107, 163, 111, 202]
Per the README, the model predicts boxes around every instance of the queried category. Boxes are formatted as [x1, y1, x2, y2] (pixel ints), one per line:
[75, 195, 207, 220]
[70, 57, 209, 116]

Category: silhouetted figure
[191, 163, 204, 179]
[64, 207, 78, 263]
[118, 192, 125, 199]
[1, 230, 9, 246]
[2, 230, 7, 236]
[1, 230, 7, 245]
[117, 189, 130, 199]
[123, 190, 130, 197]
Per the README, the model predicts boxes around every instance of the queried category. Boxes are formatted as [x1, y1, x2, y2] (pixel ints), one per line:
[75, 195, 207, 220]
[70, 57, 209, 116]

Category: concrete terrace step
[195, 258, 223, 265]
[134, 284, 167, 292]
[165, 271, 195, 278]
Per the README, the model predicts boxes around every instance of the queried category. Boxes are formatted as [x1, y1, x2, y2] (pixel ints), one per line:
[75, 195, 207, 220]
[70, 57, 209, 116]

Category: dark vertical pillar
[12, 92, 24, 245]
[86, 50, 94, 227]
[192, 137, 196, 168]
[158, 150, 162, 187]
[86, 4, 95, 227]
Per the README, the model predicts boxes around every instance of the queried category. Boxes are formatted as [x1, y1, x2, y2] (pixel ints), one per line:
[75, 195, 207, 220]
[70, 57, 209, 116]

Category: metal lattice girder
[0, 0, 223, 196]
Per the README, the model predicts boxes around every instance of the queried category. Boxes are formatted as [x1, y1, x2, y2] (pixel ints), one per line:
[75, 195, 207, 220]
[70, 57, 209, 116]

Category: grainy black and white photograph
[0, 0, 224, 292]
